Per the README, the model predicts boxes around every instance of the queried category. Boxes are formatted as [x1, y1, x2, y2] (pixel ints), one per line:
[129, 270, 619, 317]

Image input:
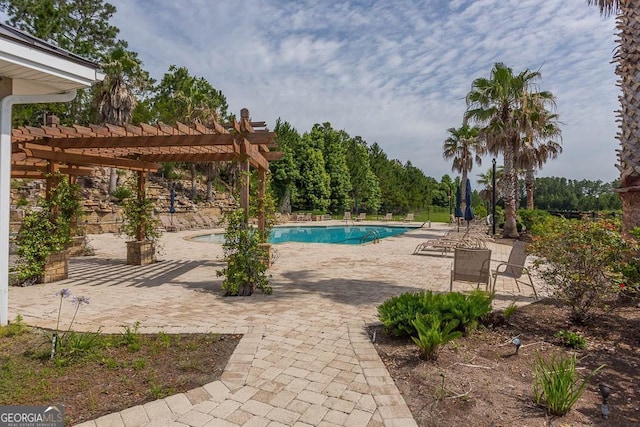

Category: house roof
[0, 22, 103, 94]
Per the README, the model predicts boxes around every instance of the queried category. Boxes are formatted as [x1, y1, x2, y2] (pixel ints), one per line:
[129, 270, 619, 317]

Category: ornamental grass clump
[533, 352, 604, 416]
[529, 217, 634, 323]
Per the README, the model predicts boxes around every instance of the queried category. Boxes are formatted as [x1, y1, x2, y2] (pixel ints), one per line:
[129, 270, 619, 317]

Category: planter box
[126, 240, 155, 266]
[68, 235, 87, 257]
[42, 249, 70, 283]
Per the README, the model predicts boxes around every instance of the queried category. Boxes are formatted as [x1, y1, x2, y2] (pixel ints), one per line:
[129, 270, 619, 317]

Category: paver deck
[7, 222, 539, 427]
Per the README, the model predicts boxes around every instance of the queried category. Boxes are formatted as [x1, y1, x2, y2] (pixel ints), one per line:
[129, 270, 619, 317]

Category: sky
[107, 0, 619, 183]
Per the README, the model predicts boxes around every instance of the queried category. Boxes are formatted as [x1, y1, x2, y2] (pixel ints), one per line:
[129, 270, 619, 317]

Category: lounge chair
[491, 241, 538, 299]
[403, 213, 414, 222]
[355, 212, 366, 221]
[413, 230, 487, 256]
[343, 212, 352, 222]
[174, 215, 192, 230]
[193, 213, 215, 229]
[383, 213, 393, 221]
[450, 247, 492, 292]
[159, 214, 180, 232]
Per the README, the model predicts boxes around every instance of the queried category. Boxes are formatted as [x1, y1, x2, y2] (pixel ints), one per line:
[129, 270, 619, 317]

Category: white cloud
[109, 0, 619, 182]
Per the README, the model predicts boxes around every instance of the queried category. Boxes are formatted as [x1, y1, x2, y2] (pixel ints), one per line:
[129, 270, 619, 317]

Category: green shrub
[616, 227, 640, 297]
[15, 175, 82, 285]
[377, 290, 493, 337]
[533, 352, 604, 416]
[518, 209, 552, 235]
[474, 205, 487, 219]
[0, 315, 28, 337]
[554, 330, 586, 350]
[529, 217, 632, 323]
[217, 207, 271, 296]
[110, 185, 133, 201]
[440, 289, 493, 335]
[377, 291, 438, 337]
[120, 188, 162, 243]
[411, 314, 462, 360]
[503, 301, 518, 322]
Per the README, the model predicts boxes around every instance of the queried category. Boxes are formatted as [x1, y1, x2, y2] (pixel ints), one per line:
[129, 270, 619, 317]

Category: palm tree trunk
[461, 171, 468, 214]
[502, 145, 519, 238]
[525, 167, 535, 209]
[613, 1, 640, 232]
[109, 167, 118, 194]
[190, 163, 197, 200]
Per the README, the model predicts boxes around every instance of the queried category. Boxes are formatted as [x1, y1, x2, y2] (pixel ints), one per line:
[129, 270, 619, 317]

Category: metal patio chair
[491, 240, 538, 299]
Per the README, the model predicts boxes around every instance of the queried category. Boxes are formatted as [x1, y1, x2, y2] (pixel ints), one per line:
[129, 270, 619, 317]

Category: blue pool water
[192, 225, 417, 245]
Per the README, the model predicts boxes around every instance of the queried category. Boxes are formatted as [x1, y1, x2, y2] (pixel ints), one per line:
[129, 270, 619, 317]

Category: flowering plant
[529, 217, 633, 323]
[50, 288, 91, 359]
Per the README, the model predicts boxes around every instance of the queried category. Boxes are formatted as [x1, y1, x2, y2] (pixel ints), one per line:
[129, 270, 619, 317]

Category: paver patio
[8, 222, 539, 427]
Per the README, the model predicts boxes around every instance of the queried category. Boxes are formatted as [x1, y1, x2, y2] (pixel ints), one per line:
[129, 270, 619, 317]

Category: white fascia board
[0, 38, 103, 91]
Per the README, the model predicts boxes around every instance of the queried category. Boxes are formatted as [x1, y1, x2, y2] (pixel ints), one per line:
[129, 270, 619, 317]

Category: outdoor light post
[492, 158, 496, 236]
[448, 187, 452, 216]
[599, 383, 611, 419]
[596, 194, 600, 216]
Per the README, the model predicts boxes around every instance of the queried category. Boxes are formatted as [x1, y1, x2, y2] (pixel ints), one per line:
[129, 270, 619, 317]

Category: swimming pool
[192, 225, 418, 245]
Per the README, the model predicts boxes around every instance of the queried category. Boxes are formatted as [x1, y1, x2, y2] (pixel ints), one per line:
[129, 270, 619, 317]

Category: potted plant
[14, 174, 82, 285]
[120, 181, 161, 266]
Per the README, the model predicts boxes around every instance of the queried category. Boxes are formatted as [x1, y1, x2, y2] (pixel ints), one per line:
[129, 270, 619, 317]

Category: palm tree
[588, 1, 640, 232]
[94, 45, 151, 193]
[477, 166, 504, 208]
[515, 93, 562, 209]
[465, 63, 552, 238]
[442, 124, 484, 214]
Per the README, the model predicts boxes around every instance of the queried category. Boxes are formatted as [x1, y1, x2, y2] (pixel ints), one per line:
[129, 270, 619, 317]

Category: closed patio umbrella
[464, 178, 474, 228]
[170, 188, 176, 225]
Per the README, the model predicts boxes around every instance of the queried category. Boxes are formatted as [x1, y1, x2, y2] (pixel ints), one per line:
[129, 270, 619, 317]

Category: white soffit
[0, 25, 103, 95]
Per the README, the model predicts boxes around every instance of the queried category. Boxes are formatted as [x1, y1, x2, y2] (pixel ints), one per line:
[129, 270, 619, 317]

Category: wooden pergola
[10, 108, 282, 236]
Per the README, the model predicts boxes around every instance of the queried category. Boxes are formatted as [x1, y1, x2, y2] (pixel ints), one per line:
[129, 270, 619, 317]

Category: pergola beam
[23, 132, 275, 149]
[18, 144, 159, 171]
[11, 164, 93, 176]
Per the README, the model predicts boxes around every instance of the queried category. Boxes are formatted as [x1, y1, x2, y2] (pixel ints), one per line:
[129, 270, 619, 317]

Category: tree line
[0, 0, 622, 221]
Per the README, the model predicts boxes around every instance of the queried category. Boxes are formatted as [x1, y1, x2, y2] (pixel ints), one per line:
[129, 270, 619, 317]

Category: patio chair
[343, 211, 351, 221]
[491, 240, 538, 299]
[355, 212, 366, 221]
[383, 213, 393, 221]
[403, 213, 414, 222]
[450, 247, 492, 292]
